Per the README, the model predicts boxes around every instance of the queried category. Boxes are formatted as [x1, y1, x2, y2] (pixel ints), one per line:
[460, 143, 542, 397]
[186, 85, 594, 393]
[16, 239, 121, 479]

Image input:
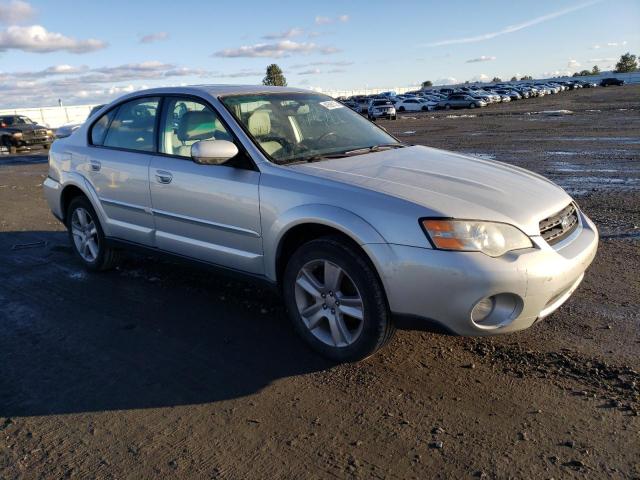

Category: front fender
[263, 203, 387, 281]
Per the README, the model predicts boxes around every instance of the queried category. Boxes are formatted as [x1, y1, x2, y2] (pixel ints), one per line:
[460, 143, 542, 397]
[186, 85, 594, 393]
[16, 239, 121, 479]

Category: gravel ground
[1, 86, 638, 479]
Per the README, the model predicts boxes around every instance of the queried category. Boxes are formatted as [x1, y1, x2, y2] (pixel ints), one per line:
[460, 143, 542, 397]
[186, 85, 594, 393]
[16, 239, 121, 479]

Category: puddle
[525, 110, 573, 116]
[463, 152, 496, 161]
[546, 151, 578, 156]
[548, 137, 640, 145]
[548, 161, 621, 173]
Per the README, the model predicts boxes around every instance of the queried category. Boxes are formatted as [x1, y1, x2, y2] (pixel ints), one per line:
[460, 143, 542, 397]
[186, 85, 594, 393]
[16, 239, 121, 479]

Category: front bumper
[10, 136, 53, 149]
[365, 210, 598, 336]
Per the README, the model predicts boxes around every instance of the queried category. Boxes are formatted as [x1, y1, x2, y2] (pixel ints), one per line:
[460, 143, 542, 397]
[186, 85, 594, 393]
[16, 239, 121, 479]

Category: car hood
[289, 145, 572, 236]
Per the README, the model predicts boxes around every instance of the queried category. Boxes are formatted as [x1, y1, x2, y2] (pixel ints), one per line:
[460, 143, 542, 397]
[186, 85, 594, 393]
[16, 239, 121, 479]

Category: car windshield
[221, 92, 400, 164]
[3, 116, 34, 125]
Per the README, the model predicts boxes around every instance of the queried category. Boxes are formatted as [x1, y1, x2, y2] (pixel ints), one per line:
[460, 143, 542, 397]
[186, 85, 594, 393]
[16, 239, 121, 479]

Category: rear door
[84, 97, 159, 246]
[148, 96, 263, 274]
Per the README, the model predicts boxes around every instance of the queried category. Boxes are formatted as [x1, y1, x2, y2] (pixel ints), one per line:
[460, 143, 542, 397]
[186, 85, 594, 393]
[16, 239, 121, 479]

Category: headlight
[46, 129, 53, 135]
[11, 132, 23, 138]
[421, 219, 533, 257]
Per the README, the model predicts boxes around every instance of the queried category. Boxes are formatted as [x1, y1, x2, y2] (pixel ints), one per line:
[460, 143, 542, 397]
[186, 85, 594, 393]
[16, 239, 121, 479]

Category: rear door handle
[90, 160, 101, 172]
[155, 170, 173, 184]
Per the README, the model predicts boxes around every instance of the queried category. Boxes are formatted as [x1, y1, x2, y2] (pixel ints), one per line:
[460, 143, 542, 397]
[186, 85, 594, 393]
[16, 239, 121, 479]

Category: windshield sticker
[319, 100, 344, 110]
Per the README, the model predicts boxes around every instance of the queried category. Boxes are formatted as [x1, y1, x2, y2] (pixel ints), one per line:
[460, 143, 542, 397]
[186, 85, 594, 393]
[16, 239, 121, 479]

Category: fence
[0, 104, 98, 129]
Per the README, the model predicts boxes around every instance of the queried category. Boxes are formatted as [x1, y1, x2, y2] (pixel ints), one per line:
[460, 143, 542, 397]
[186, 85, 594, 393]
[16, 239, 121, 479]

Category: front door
[149, 96, 263, 274]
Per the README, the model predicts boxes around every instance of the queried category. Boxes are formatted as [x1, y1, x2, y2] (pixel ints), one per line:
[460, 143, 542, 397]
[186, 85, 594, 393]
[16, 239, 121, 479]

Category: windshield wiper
[344, 143, 406, 155]
[282, 152, 353, 165]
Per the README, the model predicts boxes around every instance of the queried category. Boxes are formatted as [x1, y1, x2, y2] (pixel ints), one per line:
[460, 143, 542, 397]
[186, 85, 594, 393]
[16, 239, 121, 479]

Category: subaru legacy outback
[44, 85, 598, 361]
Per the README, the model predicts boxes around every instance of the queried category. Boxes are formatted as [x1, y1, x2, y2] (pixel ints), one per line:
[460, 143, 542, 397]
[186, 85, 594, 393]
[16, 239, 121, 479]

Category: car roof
[113, 84, 321, 101]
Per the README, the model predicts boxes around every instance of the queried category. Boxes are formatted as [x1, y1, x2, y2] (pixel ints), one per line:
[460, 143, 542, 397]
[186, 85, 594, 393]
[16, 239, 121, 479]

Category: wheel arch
[266, 205, 387, 286]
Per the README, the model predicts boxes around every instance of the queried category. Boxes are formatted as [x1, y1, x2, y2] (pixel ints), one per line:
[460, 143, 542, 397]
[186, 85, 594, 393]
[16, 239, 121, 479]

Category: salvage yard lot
[1, 86, 638, 479]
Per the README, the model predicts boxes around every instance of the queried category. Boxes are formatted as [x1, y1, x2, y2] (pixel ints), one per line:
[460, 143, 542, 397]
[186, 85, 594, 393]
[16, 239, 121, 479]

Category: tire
[392, 115, 397, 120]
[398, 106, 405, 112]
[469, 103, 476, 109]
[421, 106, 428, 111]
[282, 236, 395, 362]
[66, 196, 120, 272]
[445, 104, 451, 110]
[2, 137, 16, 154]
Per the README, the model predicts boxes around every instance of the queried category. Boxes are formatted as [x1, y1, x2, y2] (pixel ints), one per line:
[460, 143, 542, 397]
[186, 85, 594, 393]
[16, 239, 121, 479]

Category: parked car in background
[438, 94, 487, 110]
[44, 85, 599, 361]
[368, 99, 397, 120]
[395, 98, 431, 112]
[55, 104, 106, 139]
[0, 115, 53, 153]
[600, 78, 624, 86]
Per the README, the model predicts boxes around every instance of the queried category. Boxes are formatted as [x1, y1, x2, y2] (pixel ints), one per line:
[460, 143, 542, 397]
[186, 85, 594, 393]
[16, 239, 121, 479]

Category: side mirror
[191, 140, 238, 165]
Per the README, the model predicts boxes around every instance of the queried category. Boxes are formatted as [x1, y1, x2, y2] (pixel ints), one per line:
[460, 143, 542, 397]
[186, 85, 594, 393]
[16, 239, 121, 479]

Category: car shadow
[0, 230, 333, 418]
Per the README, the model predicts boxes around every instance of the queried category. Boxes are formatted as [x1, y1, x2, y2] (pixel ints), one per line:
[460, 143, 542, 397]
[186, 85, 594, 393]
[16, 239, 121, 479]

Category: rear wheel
[445, 104, 451, 110]
[398, 106, 405, 112]
[283, 236, 395, 362]
[66, 196, 120, 271]
[469, 103, 476, 109]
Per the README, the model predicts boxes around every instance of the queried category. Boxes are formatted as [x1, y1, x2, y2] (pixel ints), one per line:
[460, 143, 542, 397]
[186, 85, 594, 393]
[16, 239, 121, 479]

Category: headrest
[178, 110, 218, 142]
[248, 110, 271, 137]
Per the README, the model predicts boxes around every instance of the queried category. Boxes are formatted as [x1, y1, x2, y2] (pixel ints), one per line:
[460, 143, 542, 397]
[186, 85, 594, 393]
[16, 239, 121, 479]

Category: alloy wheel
[71, 207, 99, 262]
[294, 259, 364, 348]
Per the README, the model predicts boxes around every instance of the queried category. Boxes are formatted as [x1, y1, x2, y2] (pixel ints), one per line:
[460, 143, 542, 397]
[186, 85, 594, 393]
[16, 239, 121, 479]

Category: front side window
[102, 97, 159, 152]
[160, 97, 232, 157]
[221, 93, 399, 164]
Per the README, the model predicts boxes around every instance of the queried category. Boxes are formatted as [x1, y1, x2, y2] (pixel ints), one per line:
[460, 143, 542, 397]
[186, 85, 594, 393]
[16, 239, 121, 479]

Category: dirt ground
[1, 86, 638, 479]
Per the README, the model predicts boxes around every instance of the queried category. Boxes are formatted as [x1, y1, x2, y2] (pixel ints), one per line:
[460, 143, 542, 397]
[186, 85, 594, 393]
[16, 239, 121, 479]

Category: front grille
[539, 203, 579, 245]
[22, 129, 47, 139]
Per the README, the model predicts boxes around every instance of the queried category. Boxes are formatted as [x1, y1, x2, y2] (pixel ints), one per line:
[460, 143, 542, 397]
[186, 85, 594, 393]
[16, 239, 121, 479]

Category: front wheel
[398, 106, 405, 112]
[445, 104, 451, 110]
[66, 196, 120, 271]
[283, 236, 395, 362]
[469, 103, 476, 109]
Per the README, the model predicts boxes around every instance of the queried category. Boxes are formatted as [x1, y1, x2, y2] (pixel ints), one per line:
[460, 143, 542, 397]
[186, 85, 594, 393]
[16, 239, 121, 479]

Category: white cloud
[298, 68, 321, 75]
[435, 77, 458, 85]
[587, 57, 615, 62]
[289, 60, 353, 69]
[315, 14, 349, 25]
[213, 39, 337, 58]
[466, 55, 496, 63]
[262, 27, 303, 40]
[0, 25, 107, 53]
[470, 74, 490, 82]
[0, 0, 35, 24]
[567, 59, 581, 68]
[591, 40, 626, 49]
[424, 0, 601, 46]
[139, 31, 169, 44]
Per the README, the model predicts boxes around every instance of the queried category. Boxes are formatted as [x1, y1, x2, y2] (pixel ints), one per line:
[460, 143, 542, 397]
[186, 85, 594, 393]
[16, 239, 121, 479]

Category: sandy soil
[1, 86, 638, 479]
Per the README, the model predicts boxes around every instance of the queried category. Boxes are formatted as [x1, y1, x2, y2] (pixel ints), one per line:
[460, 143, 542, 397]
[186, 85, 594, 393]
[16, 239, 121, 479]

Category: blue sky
[0, 0, 638, 107]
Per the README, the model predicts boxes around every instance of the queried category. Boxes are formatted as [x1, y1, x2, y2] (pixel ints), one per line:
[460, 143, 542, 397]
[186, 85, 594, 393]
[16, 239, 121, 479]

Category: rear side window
[100, 97, 160, 152]
[90, 109, 117, 145]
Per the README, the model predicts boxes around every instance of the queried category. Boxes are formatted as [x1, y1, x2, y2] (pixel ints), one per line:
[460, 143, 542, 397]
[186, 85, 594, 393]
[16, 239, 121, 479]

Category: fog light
[471, 296, 495, 323]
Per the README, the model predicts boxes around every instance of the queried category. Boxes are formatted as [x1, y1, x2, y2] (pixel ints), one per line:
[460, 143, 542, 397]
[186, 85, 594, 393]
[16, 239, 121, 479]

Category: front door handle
[90, 160, 101, 172]
[155, 170, 173, 184]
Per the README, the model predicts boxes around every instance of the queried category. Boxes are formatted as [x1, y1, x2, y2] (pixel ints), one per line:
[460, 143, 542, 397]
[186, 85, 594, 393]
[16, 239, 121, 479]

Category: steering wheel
[260, 135, 294, 155]
[316, 131, 338, 144]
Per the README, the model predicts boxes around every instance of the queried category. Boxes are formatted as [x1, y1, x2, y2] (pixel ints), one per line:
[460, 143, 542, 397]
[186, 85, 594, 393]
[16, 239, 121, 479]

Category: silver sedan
[44, 85, 598, 361]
